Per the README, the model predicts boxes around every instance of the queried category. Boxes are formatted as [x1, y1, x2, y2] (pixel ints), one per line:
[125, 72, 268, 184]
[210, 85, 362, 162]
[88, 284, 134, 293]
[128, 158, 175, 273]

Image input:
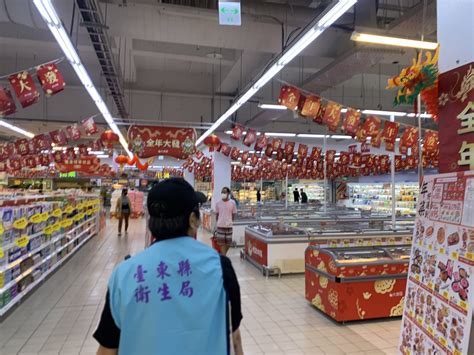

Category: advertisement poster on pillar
[438, 62, 474, 173]
[127, 125, 197, 159]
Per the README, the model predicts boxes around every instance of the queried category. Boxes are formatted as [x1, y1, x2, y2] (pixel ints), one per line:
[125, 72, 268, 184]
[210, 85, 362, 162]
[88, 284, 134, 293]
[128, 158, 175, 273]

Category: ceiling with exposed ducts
[0, 0, 437, 144]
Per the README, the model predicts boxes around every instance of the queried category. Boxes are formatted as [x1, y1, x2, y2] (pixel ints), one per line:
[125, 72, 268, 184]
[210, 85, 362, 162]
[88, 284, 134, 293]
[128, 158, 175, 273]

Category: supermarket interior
[0, 0, 473, 354]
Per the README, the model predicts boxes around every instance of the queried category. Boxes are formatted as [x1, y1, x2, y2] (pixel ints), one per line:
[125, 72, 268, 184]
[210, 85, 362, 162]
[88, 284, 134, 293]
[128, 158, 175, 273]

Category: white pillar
[437, 0, 474, 73]
[183, 170, 195, 188]
[211, 150, 231, 210]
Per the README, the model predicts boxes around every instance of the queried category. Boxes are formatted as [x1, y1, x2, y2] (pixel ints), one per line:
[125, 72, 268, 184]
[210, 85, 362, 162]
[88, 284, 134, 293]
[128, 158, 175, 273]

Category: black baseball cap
[147, 178, 207, 218]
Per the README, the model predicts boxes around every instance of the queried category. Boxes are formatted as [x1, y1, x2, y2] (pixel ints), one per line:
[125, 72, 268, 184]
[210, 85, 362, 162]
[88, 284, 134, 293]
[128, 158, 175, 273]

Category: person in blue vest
[93, 178, 243, 355]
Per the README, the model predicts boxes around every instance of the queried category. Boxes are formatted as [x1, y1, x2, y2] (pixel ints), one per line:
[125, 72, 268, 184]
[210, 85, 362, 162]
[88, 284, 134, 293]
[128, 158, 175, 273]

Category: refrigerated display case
[305, 245, 411, 322]
[244, 220, 413, 276]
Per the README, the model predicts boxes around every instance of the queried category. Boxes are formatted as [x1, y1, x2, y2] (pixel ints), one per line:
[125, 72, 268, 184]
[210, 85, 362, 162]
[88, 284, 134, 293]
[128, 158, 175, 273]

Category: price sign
[13, 217, 28, 229]
[73, 214, 82, 222]
[466, 252, 474, 261]
[15, 235, 30, 248]
[0, 247, 4, 259]
[65, 206, 74, 214]
[29, 213, 43, 224]
[415, 274, 420, 282]
[0, 272, 4, 288]
[427, 281, 433, 290]
[459, 300, 468, 311]
[44, 225, 53, 235]
[442, 290, 449, 299]
[428, 244, 433, 251]
[0, 223, 4, 235]
[52, 208, 62, 218]
[440, 337, 447, 347]
[60, 219, 73, 228]
[427, 326, 433, 335]
[52, 222, 61, 232]
[451, 251, 459, 260]
[40, 212, 49, 222]
[440, 247, 446, 255]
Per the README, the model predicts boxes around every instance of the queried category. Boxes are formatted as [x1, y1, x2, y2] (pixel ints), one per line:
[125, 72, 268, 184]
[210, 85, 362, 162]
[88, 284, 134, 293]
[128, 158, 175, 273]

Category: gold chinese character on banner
[458, 141, 474, 169]
[172, 140, 180, 148]
[163, 140, 172, 148]
[457, 102, 474, 134]
[17, 72, 31, 93]
[147, 139, 155, 147]
[45, 69, 58, 84]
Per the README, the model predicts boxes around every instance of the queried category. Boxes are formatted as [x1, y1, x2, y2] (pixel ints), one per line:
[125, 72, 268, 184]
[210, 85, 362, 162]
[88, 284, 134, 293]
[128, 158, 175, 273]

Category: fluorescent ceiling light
[340, 108, 348, 113]
[96, 154, 109, 158]
[0, 120, 34, 138]
[351, 32, 438, 50]
[265, 132, 296, 137]
[297, 134, 328, 138]
[396, 138, 401, 142]
[196, 0, 357, 146]
[33, 0, 132, 157]
[258, 104, 288, 110]
[362, 109, 406, 117]
[89, 151, 105, 155]
[331, 135, 352, 139]
[407, 112, 432, 118]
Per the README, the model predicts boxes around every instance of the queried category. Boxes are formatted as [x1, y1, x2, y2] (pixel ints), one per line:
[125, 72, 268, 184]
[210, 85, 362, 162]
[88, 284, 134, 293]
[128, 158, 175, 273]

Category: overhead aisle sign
[218, 1, 241, 26]
[398, 171, 474, 355]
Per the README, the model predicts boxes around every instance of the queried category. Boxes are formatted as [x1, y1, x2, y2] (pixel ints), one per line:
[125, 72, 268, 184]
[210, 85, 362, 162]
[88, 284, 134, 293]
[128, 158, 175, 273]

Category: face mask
[221, 193, 228, 200]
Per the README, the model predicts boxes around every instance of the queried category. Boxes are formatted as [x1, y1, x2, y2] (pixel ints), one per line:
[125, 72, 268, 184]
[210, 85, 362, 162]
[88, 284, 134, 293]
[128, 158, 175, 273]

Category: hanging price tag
[52, 222, 61, 232]
[60, 218, 73, 228]
[451, 251, 459, 260]
[52, 208, 62, 218]
[40, 212, 49, 222]
[439, 337, 447, 347]
[13, 217, 28, 229]
[0, 272, 4, 288]
[15, 235, 30, 248]
[73, 214, 82, 222]
[459, 300, 468, 311]
[466, 252, 474, 261]
[77, 202, 84, 210]
[65, 206, 74, 214]
[442, 290, 449, 299]
[0, 247, 4, 259]
[44, 225, 53, 235]
[29, 213, 43, 224]
[0, 223, 4, 235]
[440, 247, 446, 255]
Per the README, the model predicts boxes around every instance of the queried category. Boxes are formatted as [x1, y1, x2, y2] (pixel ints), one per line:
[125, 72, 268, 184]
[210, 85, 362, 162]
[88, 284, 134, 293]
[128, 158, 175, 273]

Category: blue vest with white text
[108, 237, 228, 355]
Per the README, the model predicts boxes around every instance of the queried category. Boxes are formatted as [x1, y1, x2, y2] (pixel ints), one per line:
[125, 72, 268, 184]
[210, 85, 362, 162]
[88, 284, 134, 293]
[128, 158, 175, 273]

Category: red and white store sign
[127, 125, 196, 159]
[56, 156, 101, 174]
[438, 62, 474, 173]
[245, 233, 268, 267]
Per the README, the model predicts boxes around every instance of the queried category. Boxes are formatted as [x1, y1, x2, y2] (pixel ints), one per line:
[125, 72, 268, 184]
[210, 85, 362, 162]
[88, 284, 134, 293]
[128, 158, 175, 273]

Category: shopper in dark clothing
[94, 178, 243, 355]
[256, 189, 261, 202]
[293, 188, 300, 203]
[301, 189, 308, 203]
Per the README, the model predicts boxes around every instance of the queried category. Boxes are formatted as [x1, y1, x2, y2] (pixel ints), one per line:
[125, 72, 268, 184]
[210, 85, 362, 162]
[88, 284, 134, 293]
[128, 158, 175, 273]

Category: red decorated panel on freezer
[245, 232, 268, 267]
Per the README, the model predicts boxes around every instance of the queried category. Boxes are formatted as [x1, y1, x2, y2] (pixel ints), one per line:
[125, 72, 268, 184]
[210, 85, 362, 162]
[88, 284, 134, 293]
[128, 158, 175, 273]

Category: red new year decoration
[231, 124, 245, 141]
[15, 139, 30, 156]
[203, 134, 221, 152]
[101, 130, 120, 148]
[322, 101, 342, 132]
[0, 86, 17, 116]
[50, 129, 68, 145]
[230, 147, 240, 161]
[66, 124, 82, 141]
[423, 130, 439, 154]
[8, 71, 40, 108]
[56, 155, 101, 174]
[300, 96, 321, 118]
[278, 86, 301, 110]
[399, 127, 419, 155]
[381, 121, 400, 151]
[342, 108, 361, 136]
[33, 134, 52, 151]
[243, 129, 257, 147]
[254, 134, 267, 151]
[36, 63, 65, 96]
[220, 143, 231, 157]
[82, 117, 98, 135]
[298, 144, 308, 158]
[363, 116, 381, 138]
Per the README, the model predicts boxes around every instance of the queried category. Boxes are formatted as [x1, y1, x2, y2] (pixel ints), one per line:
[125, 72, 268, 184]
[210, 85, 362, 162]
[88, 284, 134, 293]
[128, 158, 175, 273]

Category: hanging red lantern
[100, 130, 120, 148]
[203, 134, 221, 152]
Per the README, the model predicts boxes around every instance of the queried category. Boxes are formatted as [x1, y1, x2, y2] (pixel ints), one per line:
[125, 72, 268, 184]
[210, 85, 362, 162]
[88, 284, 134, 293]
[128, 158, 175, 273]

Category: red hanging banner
[297, 144, 308, 158]
[220, 143, 231, 157]
[300, 95, 321, 118]
[127, 126, 196, 159]
[284, 141, 295, 156]
[313, 104, 326, 125]
[363, 116, 381, 138]
[326, 150, 336, 163]
[275, 148, 284, 161]
[342, 108, 361, 136]
[264, 143, 273, 158]
[15, 139, 30, 156]
[49, 129, 68, 145]
[399, 127, 419, 154]
[36, 63, 66, 96]
[271, 138, 283, 151]
[371, 132, 383, 148]
[423, 130, 439, 154]
[254, 134, 267, 151]
[310, 146, 322, 160]
[231, 124, 245, 141]
[66, 124, 82, 141]
[278, 85, 301, 110]
[0, 87, 17, 116]
[82, 116, 98, 135]
[8, 71, 40, 108]
[243, 129, 257, 147]
[322, 101, 342, 131]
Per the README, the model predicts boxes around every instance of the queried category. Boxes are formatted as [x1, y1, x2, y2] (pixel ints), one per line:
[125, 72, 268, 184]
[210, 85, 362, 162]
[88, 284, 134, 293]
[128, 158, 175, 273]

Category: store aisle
[0, 218, 400, 355]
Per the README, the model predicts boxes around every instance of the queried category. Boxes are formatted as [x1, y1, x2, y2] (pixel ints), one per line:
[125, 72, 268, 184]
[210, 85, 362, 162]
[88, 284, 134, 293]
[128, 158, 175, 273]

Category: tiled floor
[0, 218, 401, 354]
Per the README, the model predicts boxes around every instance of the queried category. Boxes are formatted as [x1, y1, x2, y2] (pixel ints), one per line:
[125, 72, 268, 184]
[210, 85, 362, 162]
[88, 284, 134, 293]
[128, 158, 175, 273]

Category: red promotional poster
[82, 116, 98, 135]
[0, 86, 17, 116]
[363, 116, 381, 137]
[399, 172, 474, 355]
[8, 71, 40, 108]
[382, 121, 400, 148]
[127, 125, 196, 159]
[300, 95, 321, 118]
[254, 134, 267, 151]
[326, 150, 336, 163]
[342, 108, 361, 136]
[322, 101, 342, 131]
[15, 138, 30, 156]
[264, 143, 273, 158]
[36, 63, 66, 96]
[231, 124, 245, 141]
[313, 104, 326, 125]
[50, 129, 68, 145]
[438, 62, 474, 172]
[220, 143, 231, 156]
[243, 129, 257, 147]
[298, 144, 308, 158]
[284, 141, 295, 156]
[66, 124, 82, 141]
[270, 138, 282, 151]
[423, 130, 439, 154]
[56, 155, 101, 174]
[399, 127, 419, 155]
[310, 147, 322, 160]
[230, 147, 240, 160]
[278, 85, 301, 111]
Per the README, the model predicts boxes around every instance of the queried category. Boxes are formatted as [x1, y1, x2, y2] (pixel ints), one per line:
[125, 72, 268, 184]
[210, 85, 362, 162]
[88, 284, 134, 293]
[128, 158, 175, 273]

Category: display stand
[399, 171, 474, 355]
